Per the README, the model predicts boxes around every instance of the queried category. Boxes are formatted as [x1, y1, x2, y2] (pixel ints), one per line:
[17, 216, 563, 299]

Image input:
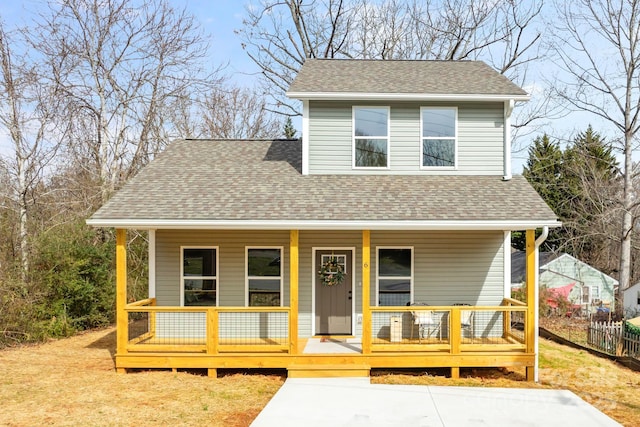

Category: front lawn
[1, 326, 638, 426]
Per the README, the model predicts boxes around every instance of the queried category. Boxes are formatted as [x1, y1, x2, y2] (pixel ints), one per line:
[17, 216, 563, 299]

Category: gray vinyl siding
[372, 230, 505, 340]
[153, 229, 504, 339]
[308, 101, 504, 175]
[155, 230, 290, 307]
[371, 231, 505, 307]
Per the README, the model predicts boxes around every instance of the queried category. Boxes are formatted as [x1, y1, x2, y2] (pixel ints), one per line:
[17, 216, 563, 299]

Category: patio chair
[411, 310, 441, 342]
[460, 310, 474, 340]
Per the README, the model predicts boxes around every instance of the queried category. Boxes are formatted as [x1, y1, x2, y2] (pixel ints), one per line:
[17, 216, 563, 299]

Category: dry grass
[540, 316, 591, 345]
[0, 327, 284, 426]
[2, 327, 639, 426]
[372, 338, 640, 426]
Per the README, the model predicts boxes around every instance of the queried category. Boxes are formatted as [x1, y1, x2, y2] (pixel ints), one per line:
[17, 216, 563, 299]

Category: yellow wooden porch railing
[369, 299, 528, 354]
[123, 299, 291, 354]
[122, 298, 526, 357]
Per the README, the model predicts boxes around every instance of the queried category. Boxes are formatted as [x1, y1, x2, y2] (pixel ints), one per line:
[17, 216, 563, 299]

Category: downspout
[503, 99, 515, 181]
[148, 229, 156, 299]
[533, 226, 549, 382]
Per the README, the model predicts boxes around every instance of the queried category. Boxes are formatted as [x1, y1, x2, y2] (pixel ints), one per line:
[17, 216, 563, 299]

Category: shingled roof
[286, 59, 529, 99]
[88, 139, 558, 229]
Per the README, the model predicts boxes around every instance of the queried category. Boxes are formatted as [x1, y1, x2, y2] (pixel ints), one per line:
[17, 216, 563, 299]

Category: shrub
[31, 223, 116, 335]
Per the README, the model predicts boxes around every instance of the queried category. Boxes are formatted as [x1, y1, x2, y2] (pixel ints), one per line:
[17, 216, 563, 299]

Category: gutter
[85, 218, 561, 230]
[533, 226, 549, 382]
[285, 92, 531, 102]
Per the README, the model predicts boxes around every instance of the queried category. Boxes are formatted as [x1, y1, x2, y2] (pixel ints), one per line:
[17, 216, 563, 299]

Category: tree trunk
[619, 130, 634, 291]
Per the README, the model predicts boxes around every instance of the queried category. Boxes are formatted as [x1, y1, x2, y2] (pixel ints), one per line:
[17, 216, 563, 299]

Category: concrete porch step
[288, 364, 371, 378]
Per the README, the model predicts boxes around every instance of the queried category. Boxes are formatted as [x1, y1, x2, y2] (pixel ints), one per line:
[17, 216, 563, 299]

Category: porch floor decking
[302, 338, 362, 354]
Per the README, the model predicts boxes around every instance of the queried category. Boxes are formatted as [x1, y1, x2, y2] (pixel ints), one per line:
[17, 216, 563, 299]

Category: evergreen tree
[560, 126, 619, 272]
[523, 134, 564, 215]
[516, 135, 565, 251]
[283, 117, 296, 139]
[517, 127, 620, 276]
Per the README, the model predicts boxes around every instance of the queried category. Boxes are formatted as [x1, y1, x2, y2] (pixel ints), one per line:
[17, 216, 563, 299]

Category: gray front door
[315, 250, 352, 335]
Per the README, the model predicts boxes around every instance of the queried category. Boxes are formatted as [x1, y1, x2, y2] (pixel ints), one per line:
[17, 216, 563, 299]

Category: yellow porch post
[450, 308, 461, 379]
[525, 229, 536, 381]
[362, 230, 371, 354]
[116, 228, 128, 373]
[289, 230, 299, 354]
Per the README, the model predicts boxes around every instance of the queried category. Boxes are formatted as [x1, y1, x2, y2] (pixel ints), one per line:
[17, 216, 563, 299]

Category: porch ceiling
[88, 139, 560, 230]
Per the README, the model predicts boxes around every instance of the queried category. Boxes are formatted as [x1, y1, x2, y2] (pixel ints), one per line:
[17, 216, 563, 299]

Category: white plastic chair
[411, 310, 441, 342]
[461, 310, 474, 340]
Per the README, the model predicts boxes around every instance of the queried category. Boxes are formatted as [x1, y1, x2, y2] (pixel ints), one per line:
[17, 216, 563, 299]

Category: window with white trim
[182, 247, 217, 306]
[247, 247, 283, 307]
[353, 106, 390, 168]
[377, 247, 413, 306]
[421, 107, 457, 168]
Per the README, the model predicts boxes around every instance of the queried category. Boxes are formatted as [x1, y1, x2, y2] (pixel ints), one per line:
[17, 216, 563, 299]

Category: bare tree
[0, 22, 62, 277]
[164, 83, 284, 140]
[28, 0, 218, 203]
[551, 0, 640, 290]
[199, 85, 283, 139]
[239, 0, 545, 119]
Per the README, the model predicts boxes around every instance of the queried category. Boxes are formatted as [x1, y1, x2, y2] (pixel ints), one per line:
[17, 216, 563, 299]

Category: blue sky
[2, 0, 256, 77]
[0, 1, 627, 173]
[176, 0, 260, 80]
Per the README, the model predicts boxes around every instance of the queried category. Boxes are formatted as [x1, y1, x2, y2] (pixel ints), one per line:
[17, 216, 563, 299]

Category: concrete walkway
[251, 378, 621, 427]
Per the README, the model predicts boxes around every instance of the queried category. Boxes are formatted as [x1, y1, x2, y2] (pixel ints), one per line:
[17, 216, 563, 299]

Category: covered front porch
[114, 229, 541, 380]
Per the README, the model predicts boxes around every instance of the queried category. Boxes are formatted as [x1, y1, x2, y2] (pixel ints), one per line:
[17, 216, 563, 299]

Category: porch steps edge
[287, 364, 371, 378]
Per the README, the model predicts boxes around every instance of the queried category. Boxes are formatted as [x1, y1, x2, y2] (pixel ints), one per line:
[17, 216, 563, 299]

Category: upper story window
[182, 247, 218, 306]
[246, 247, 283, 307]
[421, 107, 457, 168]
[353, 106, 390, 168]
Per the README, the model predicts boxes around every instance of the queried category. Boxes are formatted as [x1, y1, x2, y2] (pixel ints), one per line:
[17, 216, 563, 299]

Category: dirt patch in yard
[0, 327, 284, 426]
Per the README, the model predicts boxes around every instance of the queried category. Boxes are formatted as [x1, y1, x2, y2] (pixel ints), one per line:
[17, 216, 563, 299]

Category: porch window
[421, 107, 457, 168]
[182, 247, 218, 306]
[377, 247, 413, 306]
[353, 106, 389, 168]
[246, 247, 283, 307]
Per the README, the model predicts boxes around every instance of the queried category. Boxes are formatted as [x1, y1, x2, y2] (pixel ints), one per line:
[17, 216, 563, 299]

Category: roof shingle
[287, 59, 528, 97]
[89, 139, 557, 227]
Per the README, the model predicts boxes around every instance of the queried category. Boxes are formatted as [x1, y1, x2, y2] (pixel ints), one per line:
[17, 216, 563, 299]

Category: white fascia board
[285, 91, 530, 102]
[86, 218, 560, 231]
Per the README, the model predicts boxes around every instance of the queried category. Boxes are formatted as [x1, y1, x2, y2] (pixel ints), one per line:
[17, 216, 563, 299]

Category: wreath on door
[318, 257, 345, 286]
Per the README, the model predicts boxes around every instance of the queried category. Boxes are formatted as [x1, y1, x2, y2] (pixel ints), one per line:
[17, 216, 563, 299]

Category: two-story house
[88, 59, 559, 381]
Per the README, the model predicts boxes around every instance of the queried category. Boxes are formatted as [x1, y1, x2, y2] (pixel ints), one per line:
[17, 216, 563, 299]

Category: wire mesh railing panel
[128, 312, 149, 341]
[460, 309, 504, 344]
[371, 310, 449, 345]
[218, 310, 289, 347]
[152, 311, 207, 345]
[508, 319, 525, 343]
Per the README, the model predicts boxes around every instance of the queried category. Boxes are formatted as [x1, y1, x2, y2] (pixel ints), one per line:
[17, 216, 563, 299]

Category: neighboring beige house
[88, 59, 559, 381]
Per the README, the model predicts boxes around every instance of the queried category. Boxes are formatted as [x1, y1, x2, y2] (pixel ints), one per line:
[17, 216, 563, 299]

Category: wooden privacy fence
[587, 321, 640, 358]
